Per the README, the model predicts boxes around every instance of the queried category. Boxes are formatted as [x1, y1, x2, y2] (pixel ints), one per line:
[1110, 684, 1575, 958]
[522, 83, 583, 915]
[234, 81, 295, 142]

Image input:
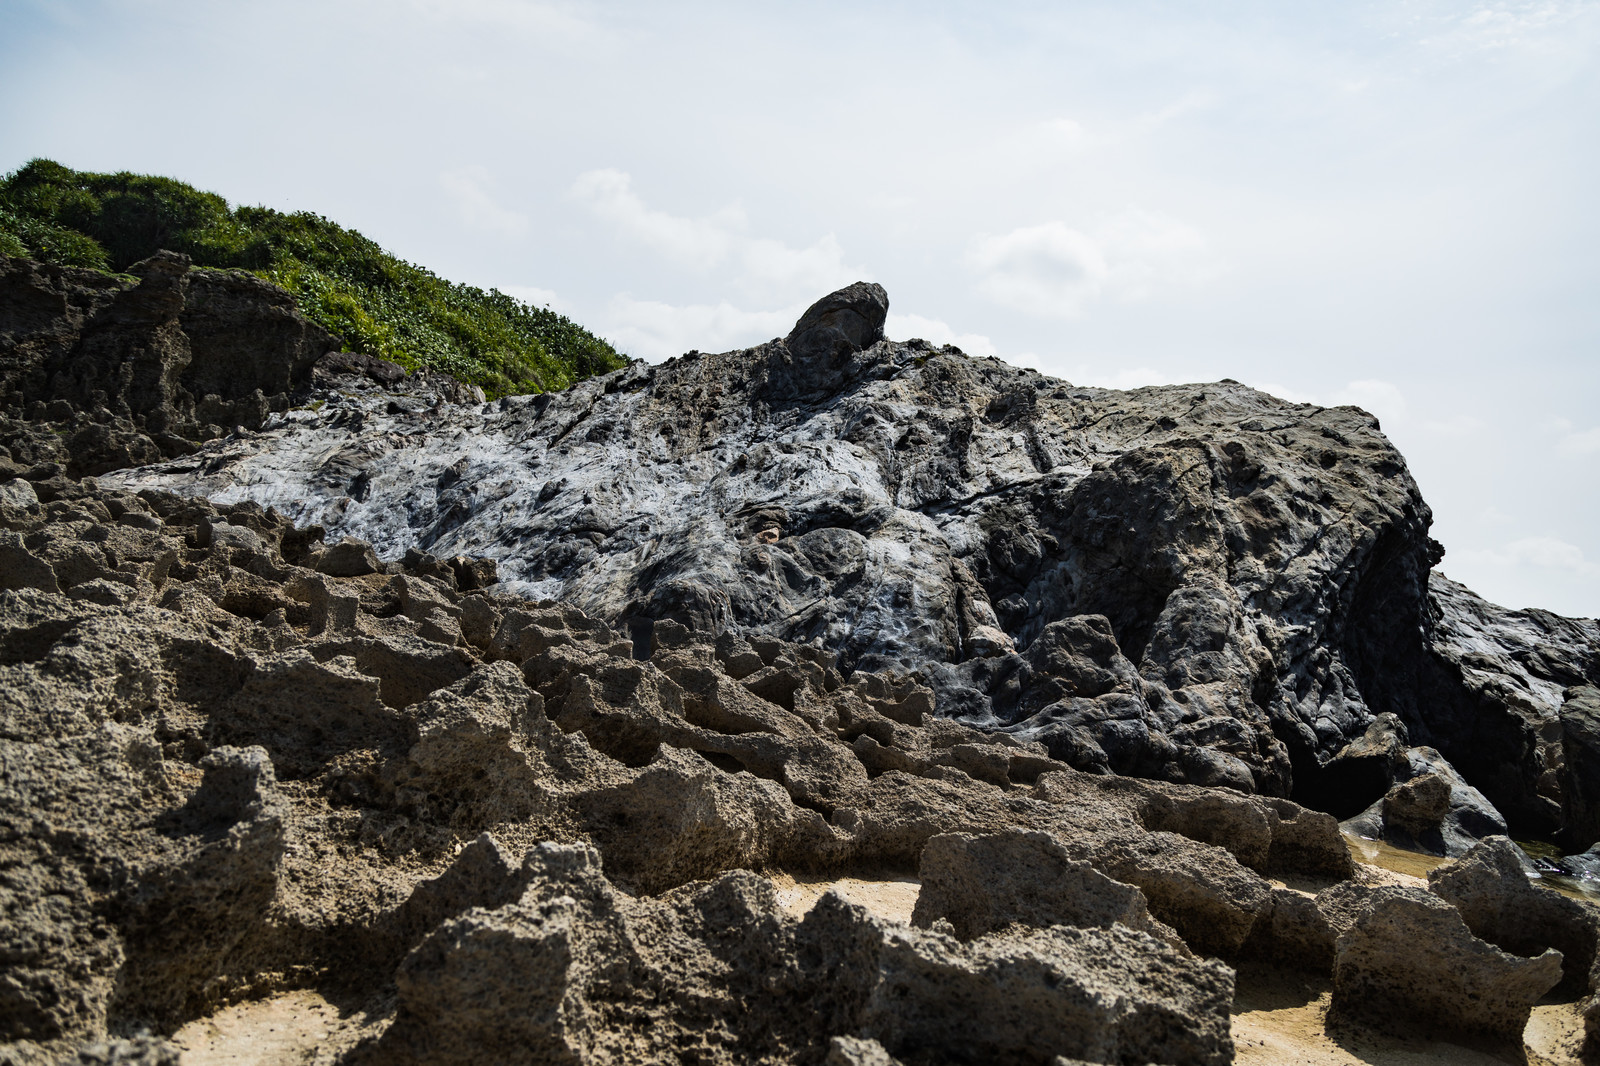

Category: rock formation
[4, 260, 1600, 1063]
[4, 470, 1589, 1062]
[78, 274, 1600, 846]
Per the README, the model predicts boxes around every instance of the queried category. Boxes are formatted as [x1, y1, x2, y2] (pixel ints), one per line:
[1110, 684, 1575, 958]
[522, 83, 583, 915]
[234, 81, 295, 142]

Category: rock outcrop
[85, 281, 1600, 845]
[2, 466, 1588, 1062]
[0, 251, 479, 481]
[5, 267, 1600, 1063]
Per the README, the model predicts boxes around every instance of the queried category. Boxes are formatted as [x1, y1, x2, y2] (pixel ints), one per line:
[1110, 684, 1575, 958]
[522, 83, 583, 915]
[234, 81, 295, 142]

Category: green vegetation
[0, 158, 626, 397]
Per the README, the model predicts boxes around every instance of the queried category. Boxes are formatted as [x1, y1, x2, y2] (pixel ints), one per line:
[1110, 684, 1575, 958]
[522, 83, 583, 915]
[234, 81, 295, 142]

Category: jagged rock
[1074, 830, 1273, 957]
[1409, 574, 1600, 840]
[1427, 835, 1600, 996]
[826, 1036, 904, 1066]
[785, 281, 889, 364]
[97, 281, 1600, 837]
[1341, 745, 1510, 857]
[367, 842, 1233, 1066]
[214, 649, 405, 778]
[6, 278, 1600, 1063]
[1384, 772, 1452, 832]
[858, 918, 1233, 1066]
[0, 530, 59, 593]
[383, 663, 565, 832]
[316, 536, 381, 577]
[110, 747, 287, 1024]
[576, 746, 832, 893]
[1330, 884, 1564, 1045]
[1562, 686, 1600, 849]
[910, 831, 1180, 951]
[0, 252, 335, 476]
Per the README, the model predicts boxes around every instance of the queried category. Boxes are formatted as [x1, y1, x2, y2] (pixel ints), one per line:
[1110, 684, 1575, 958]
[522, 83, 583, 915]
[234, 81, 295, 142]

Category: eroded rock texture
[3, 470, 1593, 1063]
[91, 282, 1600, 843]
[5, 268, 1600, 1063]
[0, 251, 478, 480]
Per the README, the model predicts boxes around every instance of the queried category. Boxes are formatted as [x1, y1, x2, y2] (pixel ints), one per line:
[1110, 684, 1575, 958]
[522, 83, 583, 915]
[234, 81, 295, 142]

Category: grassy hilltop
[0, 158, 626, 398]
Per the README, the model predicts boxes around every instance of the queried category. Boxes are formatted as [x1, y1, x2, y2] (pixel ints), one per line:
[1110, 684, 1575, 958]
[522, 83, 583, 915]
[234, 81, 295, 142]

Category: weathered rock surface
[0, 468, 1449, 1065]
[1416, 576, 1600, 841]
[364, 843, 1235, 1066]
[86, 282, 1599, 845]
[1330, 885, 1564, 1045]
[909, 830, 1179, 947]
[1340, 744, 1510, 857]
[0, 251, 477, 481]
[1427, 836, 1600, 997]
[4, 269, 1600, 1063]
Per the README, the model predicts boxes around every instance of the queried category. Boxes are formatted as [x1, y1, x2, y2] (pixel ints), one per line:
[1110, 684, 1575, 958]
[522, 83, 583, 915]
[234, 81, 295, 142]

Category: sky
[3, 0, 1597, 617]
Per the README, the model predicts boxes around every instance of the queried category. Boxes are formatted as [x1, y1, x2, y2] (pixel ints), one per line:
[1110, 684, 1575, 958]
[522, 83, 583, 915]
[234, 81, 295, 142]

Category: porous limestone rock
[909, 830, 1181, 950]
[0, 471, 1384, 1063]
[1330, 885, 1564, 1045]
[1428, 836, 1600, 997]
[365, 844, 1235, 1066]
[5, 271, 1599, 1064]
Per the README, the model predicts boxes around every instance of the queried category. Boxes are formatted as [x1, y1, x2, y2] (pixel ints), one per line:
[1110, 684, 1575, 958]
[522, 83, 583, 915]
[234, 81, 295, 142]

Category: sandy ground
[768, 869, 922, 923]
[170, 990, 377, 1066]
[169, 856, 1594, 1065]
[1232, 963, 1587, 1066]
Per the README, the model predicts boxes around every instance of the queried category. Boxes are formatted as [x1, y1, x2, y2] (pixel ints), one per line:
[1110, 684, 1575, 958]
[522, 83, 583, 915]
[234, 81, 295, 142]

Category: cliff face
[99, 282, 1598, 838]
[0, 250, 352, 476]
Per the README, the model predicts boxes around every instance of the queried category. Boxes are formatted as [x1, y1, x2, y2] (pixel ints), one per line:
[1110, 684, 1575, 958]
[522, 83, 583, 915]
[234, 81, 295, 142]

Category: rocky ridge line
[89, 278, 1600, 849]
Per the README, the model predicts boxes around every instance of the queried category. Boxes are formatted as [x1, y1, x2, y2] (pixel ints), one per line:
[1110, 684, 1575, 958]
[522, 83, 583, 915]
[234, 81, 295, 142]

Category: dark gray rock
[1341, 745, 1510, 857]
[94, 282, 1600, 837]
[786, 281, 889, 364]
[1405, 574, 1600, 841]
[1562, 686, 1600, 849]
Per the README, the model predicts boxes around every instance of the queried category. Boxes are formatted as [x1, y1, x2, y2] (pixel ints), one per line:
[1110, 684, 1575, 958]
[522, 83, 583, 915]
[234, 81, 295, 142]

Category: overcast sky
[4, 0, 1597, 616]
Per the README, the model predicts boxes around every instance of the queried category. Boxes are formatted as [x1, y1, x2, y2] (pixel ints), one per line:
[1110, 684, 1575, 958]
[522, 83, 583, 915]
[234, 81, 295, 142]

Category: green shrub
[0, 158, 626, 397]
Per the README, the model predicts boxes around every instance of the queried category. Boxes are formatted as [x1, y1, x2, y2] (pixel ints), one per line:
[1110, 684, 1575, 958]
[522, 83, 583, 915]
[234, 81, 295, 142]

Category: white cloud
[970, 222, 1108, 317]
[1331, 379, 1408, 426]
[1096, 209, 1214, 301]
[571, 169, 734, 269]
[439, 167, 528, 236]
[602, 296, 798, 362]
[884, 313, 997, 357]
[499, 285, 569, 314]
[1456, 536, 1600, 578]
[1245, 379, 1410, 428]
[410, 0, 597, 39]
[1073, 365, 1177, 390]
[571, 169, 862, 301]
[1420, 1, 1594, 58]
[1559, 426, 1600, 455]
[969, 209, 1213, 318]
[1248, 381, 1319, 406]
[1422, 414, 1487, 436]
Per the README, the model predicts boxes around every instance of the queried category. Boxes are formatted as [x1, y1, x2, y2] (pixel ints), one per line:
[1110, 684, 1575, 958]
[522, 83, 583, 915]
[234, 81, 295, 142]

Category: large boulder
[1331, 885, 1564, 1045]
[1427, 836, 1600, 997]
[910, 830, 1179, 950]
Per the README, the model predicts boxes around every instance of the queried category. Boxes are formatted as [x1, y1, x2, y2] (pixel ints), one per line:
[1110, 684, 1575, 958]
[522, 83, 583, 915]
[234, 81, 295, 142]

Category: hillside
[0, 158, 625, 397]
